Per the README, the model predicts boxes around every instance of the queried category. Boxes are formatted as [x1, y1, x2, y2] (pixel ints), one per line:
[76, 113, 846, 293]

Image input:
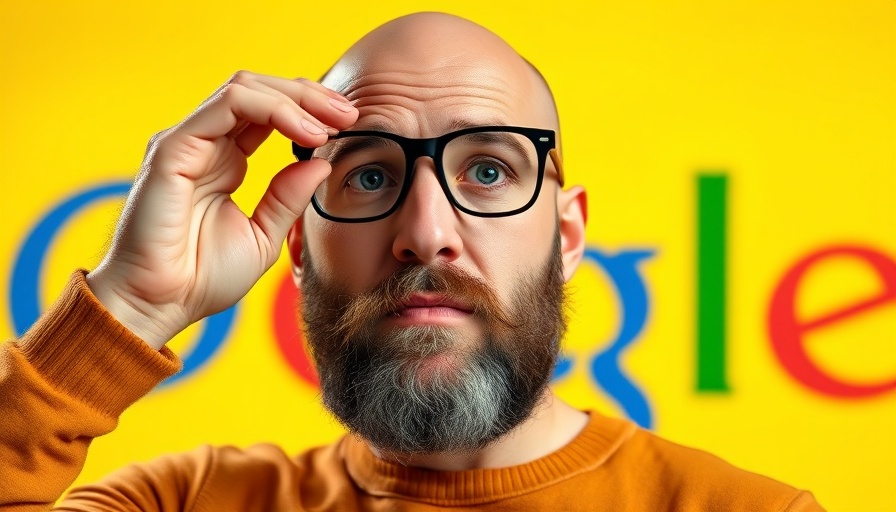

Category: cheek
[464, 199, 557, 301]
[306, 218, 394, 293]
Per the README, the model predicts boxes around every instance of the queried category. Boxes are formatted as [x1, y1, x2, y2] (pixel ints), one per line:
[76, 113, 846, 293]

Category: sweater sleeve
[782, 491, 826, 512]
[0, 270, 182, 511]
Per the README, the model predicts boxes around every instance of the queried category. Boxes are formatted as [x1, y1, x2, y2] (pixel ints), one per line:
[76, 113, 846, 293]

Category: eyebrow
[461, 131, 534, 167]
[325, 136, 396, 166]
[445, 118, 508, 132]
[352, 120, 394, 132]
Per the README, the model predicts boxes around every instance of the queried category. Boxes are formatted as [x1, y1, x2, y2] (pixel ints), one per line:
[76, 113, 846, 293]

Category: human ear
[286, 219, 304, 287]
[557, 186, 587, 282]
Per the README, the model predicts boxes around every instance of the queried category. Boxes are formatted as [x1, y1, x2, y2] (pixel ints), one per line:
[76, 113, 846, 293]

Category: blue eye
[466, 163, 505, 185]
[347, 167, 394, 192]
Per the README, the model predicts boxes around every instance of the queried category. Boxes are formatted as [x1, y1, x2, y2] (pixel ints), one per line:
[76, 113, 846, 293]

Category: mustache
[334, 264, 517, 341]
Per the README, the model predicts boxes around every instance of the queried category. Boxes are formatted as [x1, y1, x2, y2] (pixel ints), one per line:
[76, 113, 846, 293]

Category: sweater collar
[342, 411, 636, 506]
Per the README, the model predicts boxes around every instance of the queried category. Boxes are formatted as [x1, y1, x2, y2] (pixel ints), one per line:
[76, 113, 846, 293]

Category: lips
[390, 293, 473, 317]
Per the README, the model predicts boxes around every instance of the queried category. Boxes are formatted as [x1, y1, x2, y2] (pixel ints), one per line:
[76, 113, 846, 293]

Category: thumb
[251, 158, 331, 255]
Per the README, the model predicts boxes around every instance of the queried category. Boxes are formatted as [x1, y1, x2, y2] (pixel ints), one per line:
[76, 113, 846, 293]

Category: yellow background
[2, 1, 895, 510]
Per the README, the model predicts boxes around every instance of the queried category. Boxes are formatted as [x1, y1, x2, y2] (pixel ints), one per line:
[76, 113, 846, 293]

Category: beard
[300, 232, 566, 455]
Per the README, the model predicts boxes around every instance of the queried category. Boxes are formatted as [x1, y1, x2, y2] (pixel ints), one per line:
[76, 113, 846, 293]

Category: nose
[391, 157, 464, 265]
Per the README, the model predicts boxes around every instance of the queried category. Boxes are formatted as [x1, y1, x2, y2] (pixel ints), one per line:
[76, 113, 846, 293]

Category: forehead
[322, 43, 548, 136]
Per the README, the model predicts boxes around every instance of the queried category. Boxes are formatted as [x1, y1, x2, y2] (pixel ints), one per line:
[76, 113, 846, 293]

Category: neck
[367, 390, 589, 471]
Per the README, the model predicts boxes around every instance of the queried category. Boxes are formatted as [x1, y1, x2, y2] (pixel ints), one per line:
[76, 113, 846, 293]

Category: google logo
[9, 177, 896, 431]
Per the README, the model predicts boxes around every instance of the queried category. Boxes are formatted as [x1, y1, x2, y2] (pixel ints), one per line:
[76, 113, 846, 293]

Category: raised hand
[86, 72, 358, 349]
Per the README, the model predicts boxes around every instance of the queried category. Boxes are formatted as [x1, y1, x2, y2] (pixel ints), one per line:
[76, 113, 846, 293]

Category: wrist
[85, 270, 186, 350]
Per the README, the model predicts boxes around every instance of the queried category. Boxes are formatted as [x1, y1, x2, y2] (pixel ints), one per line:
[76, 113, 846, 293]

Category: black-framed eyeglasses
[292, 125, 564, 223]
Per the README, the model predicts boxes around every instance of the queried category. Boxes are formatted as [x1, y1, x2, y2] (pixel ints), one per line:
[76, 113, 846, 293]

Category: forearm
[0, 270, 180, 509]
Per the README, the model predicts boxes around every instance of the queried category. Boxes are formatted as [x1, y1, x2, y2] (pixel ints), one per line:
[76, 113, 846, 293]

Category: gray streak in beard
[337, 332, 515, 454]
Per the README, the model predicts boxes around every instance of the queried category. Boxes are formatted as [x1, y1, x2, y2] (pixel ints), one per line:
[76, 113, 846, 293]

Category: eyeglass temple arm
[549, 148, 565, 187]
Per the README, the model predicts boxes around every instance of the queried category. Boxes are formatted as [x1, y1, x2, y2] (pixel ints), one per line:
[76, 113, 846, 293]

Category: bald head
[321, 12, 560, 140]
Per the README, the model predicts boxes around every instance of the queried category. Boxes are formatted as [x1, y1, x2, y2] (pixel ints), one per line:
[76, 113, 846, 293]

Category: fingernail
[329, 97, 357, 113]
[301, 119, 325, 135]
[326, 126, 338, 136]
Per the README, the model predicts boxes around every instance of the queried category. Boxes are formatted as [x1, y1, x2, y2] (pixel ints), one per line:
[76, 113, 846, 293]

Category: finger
[251, 158, 331, 256]
[178, 81, 328, 147]
[234, 123, 276, 157]
[226, 119, 251, 139]
[232, 80, 342, 156]
[291, 76, 351, 102]
[249, 74, 359, 130]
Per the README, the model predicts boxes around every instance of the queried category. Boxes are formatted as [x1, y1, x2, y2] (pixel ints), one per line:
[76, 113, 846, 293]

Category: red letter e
[769, 245, 896, 398]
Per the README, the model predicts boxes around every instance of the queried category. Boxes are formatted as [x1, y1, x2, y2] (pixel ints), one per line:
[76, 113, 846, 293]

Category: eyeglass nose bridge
[393, 136, 453, 213]
[402, 136, 440, 163]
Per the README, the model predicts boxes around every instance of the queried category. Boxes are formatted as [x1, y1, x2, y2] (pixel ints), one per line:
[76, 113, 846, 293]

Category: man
[0, 12, 822, 511]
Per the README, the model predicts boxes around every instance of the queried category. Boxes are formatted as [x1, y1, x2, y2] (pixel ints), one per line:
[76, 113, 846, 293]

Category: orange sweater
[1, 272, 824, 511]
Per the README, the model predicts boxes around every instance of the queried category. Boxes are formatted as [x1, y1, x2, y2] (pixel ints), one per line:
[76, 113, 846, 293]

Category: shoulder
[61, 441, 350, 508]
[605, 426, 824, 511]
[209, 440, 349, 479]
[185, 441, 349, 486]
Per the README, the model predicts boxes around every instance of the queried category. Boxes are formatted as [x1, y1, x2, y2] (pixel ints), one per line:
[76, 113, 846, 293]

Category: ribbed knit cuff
[16, 269, 182, 417]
